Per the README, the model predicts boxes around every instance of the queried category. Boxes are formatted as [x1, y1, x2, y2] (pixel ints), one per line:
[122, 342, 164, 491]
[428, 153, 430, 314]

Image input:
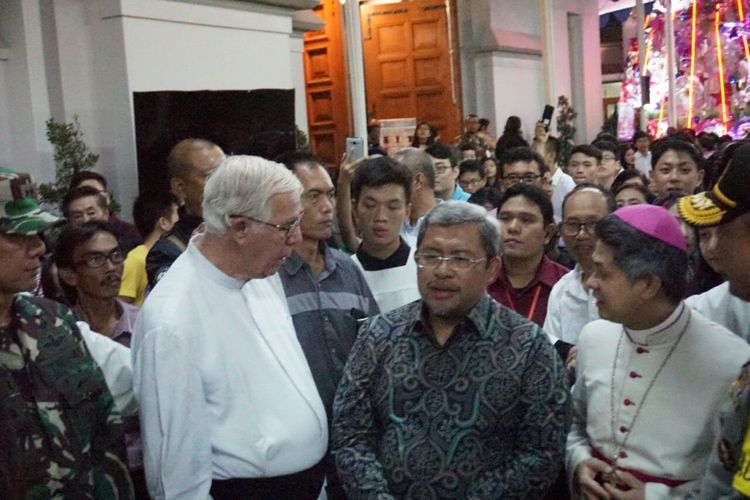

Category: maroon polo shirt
[487, 256, 570, 327]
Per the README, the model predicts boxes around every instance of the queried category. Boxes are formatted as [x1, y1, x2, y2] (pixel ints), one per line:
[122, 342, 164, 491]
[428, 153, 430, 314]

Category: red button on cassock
[619, 451, 628, 459]
[624, 399, 635, 406]
[629, 371, 642, 378]
[619, 426, 628, 433]
[636, 347, 649, 354]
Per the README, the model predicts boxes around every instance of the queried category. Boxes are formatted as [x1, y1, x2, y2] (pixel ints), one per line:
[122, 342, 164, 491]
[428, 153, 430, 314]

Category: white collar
[624, 302, 688, 346]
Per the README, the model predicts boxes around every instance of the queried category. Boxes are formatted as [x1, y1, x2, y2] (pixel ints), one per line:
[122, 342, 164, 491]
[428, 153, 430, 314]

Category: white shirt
[132, 238, 327, 500]
[543, 265, 599, 345]
[351, 246, 421, 313]
[635, 151, 652, 175]
[78, 321, 137, 417]
[551, 167, 576, 221]
[567, 304, 750, 499]
[401, 216, 424, 248]
[686, 281, 750, 342]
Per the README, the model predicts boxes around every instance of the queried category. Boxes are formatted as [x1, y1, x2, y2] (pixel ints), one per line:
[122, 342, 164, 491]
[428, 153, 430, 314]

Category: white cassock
[567, 303, 750, 499]
[686, 281, 750, 342]
[351, 246, 421, 313]
[132, 238, 327, 500]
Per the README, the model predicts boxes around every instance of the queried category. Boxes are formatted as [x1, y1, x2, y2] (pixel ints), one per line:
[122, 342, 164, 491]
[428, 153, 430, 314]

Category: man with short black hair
[145, 138, 224, 286]
[567, 204, 750, 499]
[497, 146, 547, 192]
[568, 144, 602, 185]
[350, 156, 420, 312]
[69, 170, 142, 249]
[532, 121, 575, 219]
[649, 138, 705, 197]
[633, 130, 652, 174]
[63, 186, 110, 225]
[457, 159, 486, 194]
[591, 139, 622, 190]
[488, 184, 569, 326]
[277, 152, 379, 499]
[333, 201, 570, 498]
[425, 142, 471, 201]
[119, 191, 179, 306]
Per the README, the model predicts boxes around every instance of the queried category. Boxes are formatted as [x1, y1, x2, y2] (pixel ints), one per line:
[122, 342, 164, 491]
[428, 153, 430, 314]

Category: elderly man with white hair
[132, 156, 328, 500]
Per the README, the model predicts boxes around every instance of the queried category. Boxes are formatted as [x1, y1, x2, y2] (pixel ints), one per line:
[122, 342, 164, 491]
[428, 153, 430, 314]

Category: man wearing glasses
[544, 185, 615, 361]
[133, 156, 328, 499]
[496, 146, 547, 192]
[54, 220, 147, 495]
[332, 201, 570, 499]
[425, 142, 471, 201]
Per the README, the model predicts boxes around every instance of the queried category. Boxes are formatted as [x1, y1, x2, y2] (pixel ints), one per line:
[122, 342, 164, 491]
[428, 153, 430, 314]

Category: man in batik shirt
[332, 201, 570, 499]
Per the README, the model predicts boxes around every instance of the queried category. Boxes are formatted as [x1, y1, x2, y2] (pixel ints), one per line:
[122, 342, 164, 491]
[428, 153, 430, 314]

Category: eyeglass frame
[74, 248, 125, 269]
[230, 213, 303, 238]
[414, 253, 488, 270]
[501, 173, 542, 184]
[560, 220, 600, 237]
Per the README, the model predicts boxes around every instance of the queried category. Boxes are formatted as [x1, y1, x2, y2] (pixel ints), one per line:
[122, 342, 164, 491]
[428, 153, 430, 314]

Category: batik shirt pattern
[0, 295, 133, 499]
[332, 295, 571, 499]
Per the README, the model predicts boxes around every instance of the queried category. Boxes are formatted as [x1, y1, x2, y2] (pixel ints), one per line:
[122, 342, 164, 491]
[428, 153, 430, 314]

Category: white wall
[0, 0, 314, 219]
[456, 0, 603, 144]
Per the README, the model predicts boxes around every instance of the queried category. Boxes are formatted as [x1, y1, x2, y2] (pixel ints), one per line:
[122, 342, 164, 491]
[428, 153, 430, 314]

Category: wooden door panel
[303, 0, 350, 168]
[361, 0, 461, 142]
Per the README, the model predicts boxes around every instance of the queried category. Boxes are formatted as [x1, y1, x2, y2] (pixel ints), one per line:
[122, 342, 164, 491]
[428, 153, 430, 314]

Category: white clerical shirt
[686, 281, 750, 342]
[132, 238, 328, 500]
[567, 303, 750, 499]
[543, 264, 599, 345]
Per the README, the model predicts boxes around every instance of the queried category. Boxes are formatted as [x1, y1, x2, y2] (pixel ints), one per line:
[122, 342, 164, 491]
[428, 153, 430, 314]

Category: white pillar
[342, 0, 368, 142]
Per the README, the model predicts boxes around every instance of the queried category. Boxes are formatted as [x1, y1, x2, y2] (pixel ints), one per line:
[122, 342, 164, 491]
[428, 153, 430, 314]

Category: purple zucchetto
[613, 204, 688, 252]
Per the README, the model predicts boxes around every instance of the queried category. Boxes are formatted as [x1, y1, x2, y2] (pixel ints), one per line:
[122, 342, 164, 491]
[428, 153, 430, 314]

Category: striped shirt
[279, 244, 380, 419]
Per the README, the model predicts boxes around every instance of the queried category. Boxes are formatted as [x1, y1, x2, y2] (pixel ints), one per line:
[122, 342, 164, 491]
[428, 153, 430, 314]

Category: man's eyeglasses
[76, 249, 125, 269]
[560, 220, 599, 237]
[502, 174, 541, 184]
[459, 178, 484, 188]
[231, 214, 303, 238]
[415, 254, 487, 270]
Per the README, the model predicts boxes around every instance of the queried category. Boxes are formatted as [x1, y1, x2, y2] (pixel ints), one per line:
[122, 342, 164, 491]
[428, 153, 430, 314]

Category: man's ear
[485, 255, 501, 285]
[170, 178, 186, 205]
[638, 274, 663, 302]
[58, 266, 78, 288]
[413, 172, 425, 191]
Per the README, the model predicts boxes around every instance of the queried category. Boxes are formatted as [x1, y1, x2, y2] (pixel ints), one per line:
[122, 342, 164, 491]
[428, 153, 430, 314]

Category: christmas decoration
[618, 0, 750, 139]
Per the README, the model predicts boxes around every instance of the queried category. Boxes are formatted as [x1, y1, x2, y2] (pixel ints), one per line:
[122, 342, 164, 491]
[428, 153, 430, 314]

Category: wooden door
[361, 0, 462, 143]
[303, 0, 350, 168]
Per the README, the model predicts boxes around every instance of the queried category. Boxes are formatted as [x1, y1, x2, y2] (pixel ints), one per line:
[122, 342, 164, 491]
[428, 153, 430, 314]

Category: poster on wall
[133, 89, 295, 193]
[379, 118, 417, 156]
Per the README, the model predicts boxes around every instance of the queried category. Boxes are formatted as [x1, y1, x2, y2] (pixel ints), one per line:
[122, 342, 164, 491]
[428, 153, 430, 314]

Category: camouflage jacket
[0, 295, 133, 500]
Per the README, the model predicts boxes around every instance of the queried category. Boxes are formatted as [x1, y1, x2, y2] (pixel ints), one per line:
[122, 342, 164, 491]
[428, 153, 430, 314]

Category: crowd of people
[1, 115, 750, 500]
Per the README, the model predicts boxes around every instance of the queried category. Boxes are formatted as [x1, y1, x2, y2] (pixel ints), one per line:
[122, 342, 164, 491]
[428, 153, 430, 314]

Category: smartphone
[345, 137, 366, 161]
[541, 105, 554, 131]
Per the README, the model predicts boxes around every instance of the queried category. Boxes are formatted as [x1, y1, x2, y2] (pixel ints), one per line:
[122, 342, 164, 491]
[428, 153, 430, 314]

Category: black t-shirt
[355, 238, 411, 271]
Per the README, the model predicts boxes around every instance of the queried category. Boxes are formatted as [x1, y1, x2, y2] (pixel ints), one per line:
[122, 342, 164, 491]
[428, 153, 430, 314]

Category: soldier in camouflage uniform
[0, 167, 133, 499]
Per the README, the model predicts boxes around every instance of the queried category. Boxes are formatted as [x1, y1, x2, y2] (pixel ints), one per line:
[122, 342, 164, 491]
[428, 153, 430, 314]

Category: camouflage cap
[0, 167, 60, 235]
